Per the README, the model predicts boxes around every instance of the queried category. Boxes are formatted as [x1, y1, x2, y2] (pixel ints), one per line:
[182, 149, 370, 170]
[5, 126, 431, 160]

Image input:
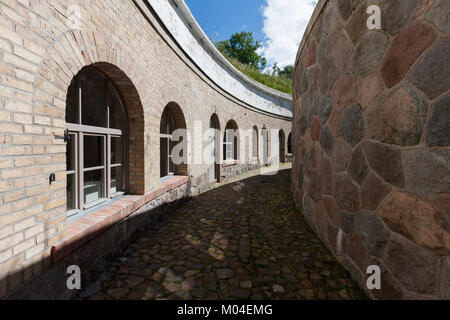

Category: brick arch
[161, 102, 188, 176]
[33, 30, 146, 194]
[158, 86, 190, 125]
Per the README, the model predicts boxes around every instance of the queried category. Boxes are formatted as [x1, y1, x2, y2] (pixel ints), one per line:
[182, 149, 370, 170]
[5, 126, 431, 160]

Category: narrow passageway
[79, 168, 367, 300]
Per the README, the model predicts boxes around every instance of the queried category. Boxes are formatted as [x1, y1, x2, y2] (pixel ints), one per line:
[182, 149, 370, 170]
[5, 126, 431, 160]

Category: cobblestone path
[80, 168, 367, 300]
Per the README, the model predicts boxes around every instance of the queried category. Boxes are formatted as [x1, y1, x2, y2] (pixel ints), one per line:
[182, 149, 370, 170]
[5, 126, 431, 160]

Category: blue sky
[185, 0, 266, 43]
[185, 0, 317, 68]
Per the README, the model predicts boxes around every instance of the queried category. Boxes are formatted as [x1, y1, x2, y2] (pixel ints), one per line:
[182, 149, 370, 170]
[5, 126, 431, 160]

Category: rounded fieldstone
[408, 38, 450, 100]
[347, 146, 369, 186]
[403, 148, 450, 196]
[360, 172, 392, 211]
[326, 20, 344, 56]
[340, 210, 355, 235]
[334, 32, 354, 73]
[425, 0, 450, 34]
[300, 67, 315, 94]
[334, 173, 361, 212]
[352, 31, 390, 77]
[319, 126, 335, 156]
[319, 56, 340, 95]
[322, 4, 340, 34]
[380, 21, 437, 88]
[318, 37, 327, 67]
[347, 235, 368, 272]
[357, 71, 384, 111]
[361, 140, 405, 188]
[332, 138, 353, 172]
[307, 169, 322, 202]
[385, 234, 439, 295]
[304, 39, 318, 67]
[382, 0, 434, 35]
[365, 85, 428, 147]
[311, 117, 322, 141]
[340, 105, 365, 147]
[356, 212, 391, 258]
[316, 95, 333, 125]
[380, 191, 450, 255]
[337, 0, 353, 21]
[323, 196, 340, 227]
[345, 2, 369, 45]
[332, 74, 356, 110]
[425, 95, 450, 147]
[320, 153, 335, 195]
[298, 164, 304, 190]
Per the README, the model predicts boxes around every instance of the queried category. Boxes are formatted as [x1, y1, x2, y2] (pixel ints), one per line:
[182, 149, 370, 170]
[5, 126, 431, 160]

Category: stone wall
[0, 0, 291, 297]
[292, 0, 449, 299]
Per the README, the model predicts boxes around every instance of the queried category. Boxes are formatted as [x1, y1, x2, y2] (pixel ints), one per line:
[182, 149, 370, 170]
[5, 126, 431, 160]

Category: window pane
[84, 135, 104, 168]
[81, 68, 107, 128]
[111, 167, 124, 194]
[109, 84, 125, 130]
[111, 136, 123, 165]
[84, 170, 104, 204]
[67, 133, 76, 171]
[66, 79, 78, 124]
[67, 174, 76, 211]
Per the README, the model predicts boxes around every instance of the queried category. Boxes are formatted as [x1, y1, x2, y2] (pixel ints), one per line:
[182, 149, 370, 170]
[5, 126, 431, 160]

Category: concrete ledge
[51, 176, 189, 264]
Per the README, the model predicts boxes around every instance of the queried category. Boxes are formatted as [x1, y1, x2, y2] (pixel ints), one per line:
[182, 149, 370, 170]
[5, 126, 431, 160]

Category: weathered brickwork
[0, 0, 292, 297]
[292, 0, 449, 299]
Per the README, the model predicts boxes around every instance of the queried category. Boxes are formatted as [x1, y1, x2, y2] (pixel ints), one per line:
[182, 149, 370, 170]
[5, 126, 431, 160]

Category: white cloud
[259, 0, 317, 68]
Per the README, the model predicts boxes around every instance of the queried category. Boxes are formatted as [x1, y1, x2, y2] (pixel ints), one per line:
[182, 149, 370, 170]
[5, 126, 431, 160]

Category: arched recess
[209, 114, 221, 182]
[223, 120, 239, 161]
[287, 133, 293, 154]
[252, 126, 259, 159]
[279, 129, 286, 163]
[160, 102, 188, 178]
[261, 126, 269, 165]
[93, 62, 145, 194]
[33, 30, 146, 196]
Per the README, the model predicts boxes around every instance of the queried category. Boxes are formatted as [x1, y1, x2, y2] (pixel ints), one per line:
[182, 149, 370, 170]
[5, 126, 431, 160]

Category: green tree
[216, 31, 267, 71]
[279, 65, 294, 80]
[271, 63, 294, 80]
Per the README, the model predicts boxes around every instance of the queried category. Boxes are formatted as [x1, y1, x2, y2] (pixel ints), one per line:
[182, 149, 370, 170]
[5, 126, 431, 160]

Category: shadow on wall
[291, 0, 449, 300]
[4, 182, 192, 300]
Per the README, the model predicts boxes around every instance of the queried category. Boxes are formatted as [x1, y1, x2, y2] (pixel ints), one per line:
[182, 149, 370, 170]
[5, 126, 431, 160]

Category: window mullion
[106, 134, 111, 199]
[78, 132, 84, 210]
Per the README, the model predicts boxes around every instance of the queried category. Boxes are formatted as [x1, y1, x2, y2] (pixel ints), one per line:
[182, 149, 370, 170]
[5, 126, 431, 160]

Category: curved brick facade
[292, 0, 449, 299]
[0, 0, 292, 298]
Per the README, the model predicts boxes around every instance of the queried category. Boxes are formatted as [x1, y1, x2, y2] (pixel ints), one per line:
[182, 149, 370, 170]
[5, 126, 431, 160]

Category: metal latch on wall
[55, 129, 71, 143]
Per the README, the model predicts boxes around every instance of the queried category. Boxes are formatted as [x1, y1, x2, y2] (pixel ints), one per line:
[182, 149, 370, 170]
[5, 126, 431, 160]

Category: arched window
[66, 66, 127, 218]
[252, 126, 258, 158]
[288, 133, 293, 154]
[223, 120, 238, 161]
[279, 129, 286, 163]
[160, 102, 187, 179]
[160, 107, 176, 178]
[261, 126, 269, 165]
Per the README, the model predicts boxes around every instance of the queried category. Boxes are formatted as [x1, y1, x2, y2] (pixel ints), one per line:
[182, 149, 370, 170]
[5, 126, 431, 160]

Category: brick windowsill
[51, 176, 189, 263]
[222, 160, 239, 167]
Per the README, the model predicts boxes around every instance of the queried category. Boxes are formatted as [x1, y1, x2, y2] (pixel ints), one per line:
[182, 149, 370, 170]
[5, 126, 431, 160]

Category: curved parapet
[145, 0, 293, 118]
[292, 0, 449, 299]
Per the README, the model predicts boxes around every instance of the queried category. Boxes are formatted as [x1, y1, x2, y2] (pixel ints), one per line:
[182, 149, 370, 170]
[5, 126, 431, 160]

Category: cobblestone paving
[79, 168, 368, 300]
